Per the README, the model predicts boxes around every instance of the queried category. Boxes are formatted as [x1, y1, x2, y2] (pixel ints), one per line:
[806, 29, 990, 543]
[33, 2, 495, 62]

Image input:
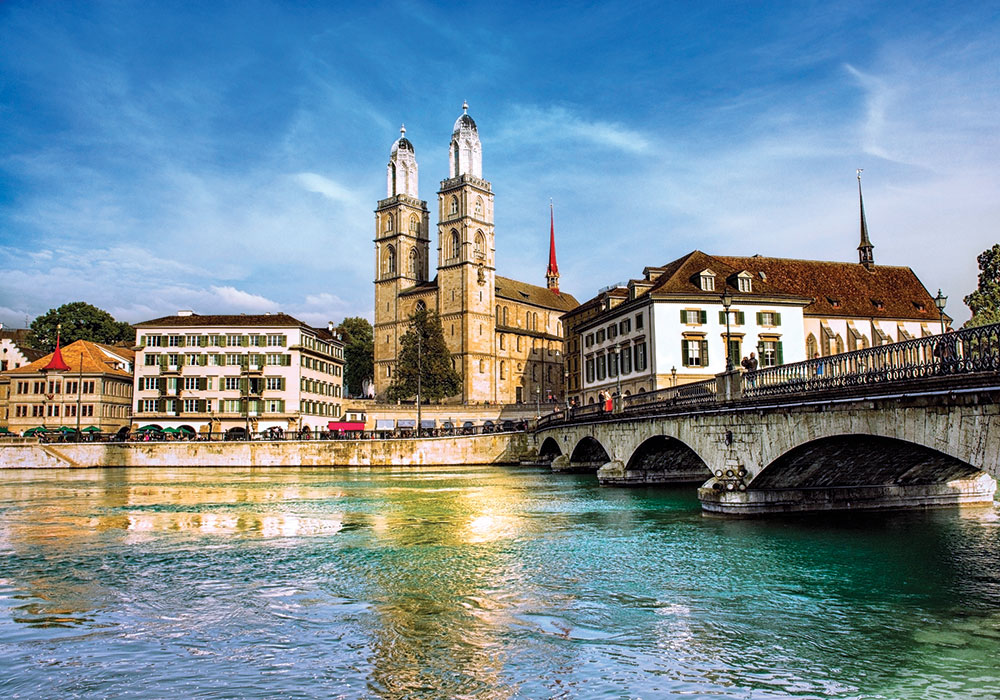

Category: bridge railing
[742, 322, 1000, 399]
[535, 323, 1000, 429]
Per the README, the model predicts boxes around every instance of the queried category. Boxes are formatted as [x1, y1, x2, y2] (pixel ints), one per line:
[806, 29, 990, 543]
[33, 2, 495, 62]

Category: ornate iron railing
[535, 323, 1000, 429]
[742, 322, 1000, 399]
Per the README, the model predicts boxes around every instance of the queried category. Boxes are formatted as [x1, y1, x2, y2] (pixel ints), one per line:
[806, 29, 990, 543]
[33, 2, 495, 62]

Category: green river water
[0, 465, 998, 699]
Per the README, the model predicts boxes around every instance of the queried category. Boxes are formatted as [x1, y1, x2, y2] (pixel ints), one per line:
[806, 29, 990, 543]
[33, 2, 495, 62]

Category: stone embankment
[0, 433, 532, 469]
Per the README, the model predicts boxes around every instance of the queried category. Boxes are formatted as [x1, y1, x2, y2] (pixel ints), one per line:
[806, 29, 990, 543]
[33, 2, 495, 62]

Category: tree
[386, 308, 462, 402]
[964, 244, 1000, 328]
[336, 316, 374, 397]
[28, 302, 134, 351]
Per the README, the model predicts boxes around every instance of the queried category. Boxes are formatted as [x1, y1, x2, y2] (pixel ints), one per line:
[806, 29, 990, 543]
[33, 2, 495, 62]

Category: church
[373, 104, 579, 405]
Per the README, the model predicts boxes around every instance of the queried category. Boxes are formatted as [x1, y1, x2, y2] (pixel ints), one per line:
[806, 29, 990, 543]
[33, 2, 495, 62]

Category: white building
[131, 312, 345, 436]
[572, 251, 811, 403]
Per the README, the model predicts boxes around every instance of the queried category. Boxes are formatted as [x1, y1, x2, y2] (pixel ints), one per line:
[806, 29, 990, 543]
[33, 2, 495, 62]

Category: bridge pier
[699, 472, 997, 516]
[597, 459, 711, 486]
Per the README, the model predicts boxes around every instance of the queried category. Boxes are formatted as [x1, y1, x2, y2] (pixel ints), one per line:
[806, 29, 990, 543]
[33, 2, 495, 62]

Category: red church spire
[546, 200, 560, 294]
[42, 324, 70, 372]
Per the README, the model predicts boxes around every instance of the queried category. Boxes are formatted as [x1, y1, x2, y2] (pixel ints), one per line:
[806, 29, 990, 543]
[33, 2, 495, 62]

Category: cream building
[131, 312, 345, 436]
[373, 105, 578, 405]
[4, 339, 134, 436]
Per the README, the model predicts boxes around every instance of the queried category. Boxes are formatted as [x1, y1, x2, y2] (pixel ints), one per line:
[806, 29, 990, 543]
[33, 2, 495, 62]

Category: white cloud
[294, 172, 363, 206]
[496, 104, 652, 154]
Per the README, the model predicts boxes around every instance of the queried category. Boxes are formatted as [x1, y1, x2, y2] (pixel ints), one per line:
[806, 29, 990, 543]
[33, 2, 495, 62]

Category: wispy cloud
[496, 104, 652, 154]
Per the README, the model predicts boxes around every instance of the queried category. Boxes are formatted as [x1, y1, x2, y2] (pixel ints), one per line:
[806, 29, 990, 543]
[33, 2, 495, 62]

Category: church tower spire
[373, 125, 430, 397]
[857, 169, 875, 269]
[546, 200, 560, 293]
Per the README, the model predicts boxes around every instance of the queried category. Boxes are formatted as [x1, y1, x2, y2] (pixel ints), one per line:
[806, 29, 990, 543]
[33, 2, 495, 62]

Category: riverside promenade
[0, 432, 531, 469]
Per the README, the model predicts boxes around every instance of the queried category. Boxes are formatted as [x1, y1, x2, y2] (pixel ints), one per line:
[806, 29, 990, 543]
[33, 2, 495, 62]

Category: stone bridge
[534, 324, 1000, 516]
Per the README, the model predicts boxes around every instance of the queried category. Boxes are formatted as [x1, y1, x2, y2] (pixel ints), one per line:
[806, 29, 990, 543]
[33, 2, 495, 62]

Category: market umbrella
[81, 426, 101, 433]
[137, 425, 163, 432]
[23, 427, 47, 436]
[162, 427, 180, 434]
[0, 427, 10, 434]
[177, 425, 196, 435]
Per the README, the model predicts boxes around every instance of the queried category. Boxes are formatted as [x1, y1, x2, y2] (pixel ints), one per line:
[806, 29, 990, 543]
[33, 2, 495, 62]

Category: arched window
[474, 231, 485, 259]
[450, 196, 459, 216]
[389, 163, 397, 196]
[450, 230, 460, 260]
[408, 248, 418, 276]
[533, 312, 539, 331]
[502, 307, 508, 325]
[475, 197, 483, 218]
[385, 245, 396, 275]
[496, 305, 501, 324]
[500, 361, 506, 379]
[386, 214, 394, 232]
[409, 215, 419, 233]
[806, 334, 818, 359]
[415, 300, 426, 312]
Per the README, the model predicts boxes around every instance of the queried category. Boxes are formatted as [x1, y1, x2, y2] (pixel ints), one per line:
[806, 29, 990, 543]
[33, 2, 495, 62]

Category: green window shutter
[680, 309, 686, 322]
[157, 399, 165, 412]
[199, 336, 207, 347]
[738, 311, 745, 324]
[718, 310, 726, 324]
[700, 310, 707, 324]
[197, 399, 206, 412]
[777, 342, 784, 365]
[240, 378, 248, 392]
[140, 335, 146, 346]
[278, 399, 285, 412]
[241, 335, 249, 347]
[199, 355, 207, 367]
[279, 378, 286, 391]
[178, 356, 185, 367]
[701, 340, 709, 367]
[775, 312, 782, 325]
[283, 354, 291, 366]
[178, 337, 185, 347]
[681, 339, 689, 367]
[281, 335, 287, 347]
[756, 312, 763, 325]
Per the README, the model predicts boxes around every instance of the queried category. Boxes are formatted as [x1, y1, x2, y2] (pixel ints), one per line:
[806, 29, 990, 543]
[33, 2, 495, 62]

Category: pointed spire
[400, 124, 406, 137]
[462, 100, 469, 114]
[42, 325, 70, 372]
[546, 199, 560, 294]
[857, 169, 875, 269]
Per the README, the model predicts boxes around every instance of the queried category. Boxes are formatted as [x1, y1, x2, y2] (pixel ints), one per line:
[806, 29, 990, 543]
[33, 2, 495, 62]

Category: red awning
[328, 422, 365, 432]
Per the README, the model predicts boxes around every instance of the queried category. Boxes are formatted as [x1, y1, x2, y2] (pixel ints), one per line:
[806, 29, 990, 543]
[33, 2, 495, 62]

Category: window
[499, 334, 505, 350]
[408, 248, 418, 276]
[223, 399, 241, 413]
[266, 353, 287, 366]
[184, 377, 199, 390]
[81, 405, 93, 417]
[608, 324, 617, 340]
[409, 215, 419, 233]
[596, 329, 606, 343]
[759, 339, 783, 367]
[620, 346, 632, 374]
[682, 309, 707, 324]
[450, 196, 459, 215]
[474, 231, 485, 259]
[585, 334, 594, 348]
[681, 338, 707, 367]
[635, 314, 644, 330]
[385, 213, 393, 231]
[620, 319, 631, 334]
[500, 361, 506, 379]
[475, 197, 483, 217]
[226, 353, 242, 366]
[264, 399, 284, 413]
[266, 335, 286, 347]
[168, 335, 182, 347]
[144, 377, 160, 390]
[634, 342, 647, 371]
[225, 377, 241, 391]
[385, 244, 396, 275]
[738, 276, 752, 293]
[757, 311, 781, 326]
[700, 273, 715, 291]
[608, 351, 618, 378]
[143, 399, 157, 412]
[146, 335, 163, 347]
[183, 399, 198, 413]
[585, 357, 595, 383]
[450, 230, 460, 260]
[720, 310, 746, 325]
[266, 377, 283, 391]
[48, 405, 59, 417]
[186, 335, 200, 346]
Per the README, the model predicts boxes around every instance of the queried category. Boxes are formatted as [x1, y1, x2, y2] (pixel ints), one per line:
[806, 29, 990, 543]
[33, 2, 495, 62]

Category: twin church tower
[373, 104, 578, 404]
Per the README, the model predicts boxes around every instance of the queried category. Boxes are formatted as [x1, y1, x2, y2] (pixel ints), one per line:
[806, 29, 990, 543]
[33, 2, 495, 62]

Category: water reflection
[0, 467, 997, 699]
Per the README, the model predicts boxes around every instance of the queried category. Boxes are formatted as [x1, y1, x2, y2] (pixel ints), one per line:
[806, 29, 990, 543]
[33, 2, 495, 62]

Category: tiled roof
[398, 280, 439, 297]
[561, 287, 629, 321]
[715, 255, 940, 320]
[4, 340, 134, 377]
[645, 251, 807, 301]
[496, 276, 579, 311]
[134, 312, 307, 328]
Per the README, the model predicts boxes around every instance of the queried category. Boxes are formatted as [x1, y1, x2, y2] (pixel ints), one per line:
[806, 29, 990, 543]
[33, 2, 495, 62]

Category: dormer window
[827, 297, 841, 309]
[736, 271, 753, 293]
[699, 269, 716, 292]
[872, 299, 885, 311]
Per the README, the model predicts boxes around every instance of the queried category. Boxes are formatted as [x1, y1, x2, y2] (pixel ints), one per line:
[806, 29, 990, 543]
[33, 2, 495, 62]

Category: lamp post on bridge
[934, 289, 948, 334]
[721, 289, 734, 371]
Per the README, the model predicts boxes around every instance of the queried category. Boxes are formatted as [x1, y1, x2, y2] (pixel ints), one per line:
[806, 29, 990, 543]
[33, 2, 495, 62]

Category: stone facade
[373, 105, 578, 406]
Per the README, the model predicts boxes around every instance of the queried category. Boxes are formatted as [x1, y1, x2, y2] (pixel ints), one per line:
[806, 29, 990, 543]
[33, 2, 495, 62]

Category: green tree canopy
[28, 302, 134, 351]
[336, 316, 374, 397]
[963, 244, 1000, 328]
[386, 308, 462, 402]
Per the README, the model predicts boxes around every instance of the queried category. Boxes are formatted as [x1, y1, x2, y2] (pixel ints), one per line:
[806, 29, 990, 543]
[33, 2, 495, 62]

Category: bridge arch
[750, 434, 982, 489]
[538, 436, 563, 463]
[569, 436, 611, 470]
[623, 435, 712, 484]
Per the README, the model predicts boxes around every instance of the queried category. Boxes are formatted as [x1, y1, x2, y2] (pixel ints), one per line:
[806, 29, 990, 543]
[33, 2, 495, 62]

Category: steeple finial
[857, 169, 874, 269]
[42, 323, 70, 372]
[546, 199, 560, 294]
[400, 124, 406, 136]
[462, 100, 468, 114]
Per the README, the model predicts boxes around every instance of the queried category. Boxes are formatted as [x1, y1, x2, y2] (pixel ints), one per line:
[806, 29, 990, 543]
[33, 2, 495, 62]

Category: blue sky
[1, 1, 998, 328]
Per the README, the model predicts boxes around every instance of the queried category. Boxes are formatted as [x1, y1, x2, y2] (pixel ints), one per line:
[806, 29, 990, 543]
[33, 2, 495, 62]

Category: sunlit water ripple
[0, 466, 998, 699]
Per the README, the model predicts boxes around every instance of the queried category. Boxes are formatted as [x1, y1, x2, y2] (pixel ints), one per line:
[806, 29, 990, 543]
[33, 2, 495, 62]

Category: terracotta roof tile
[4, 340, 133, 377]
[644, 251, 809, 301]
[715, 255, 940, 320]
[495, 276, 579, 311]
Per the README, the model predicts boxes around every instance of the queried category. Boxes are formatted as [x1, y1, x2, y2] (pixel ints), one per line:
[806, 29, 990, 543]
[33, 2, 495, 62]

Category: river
[0, 466, 998, 699]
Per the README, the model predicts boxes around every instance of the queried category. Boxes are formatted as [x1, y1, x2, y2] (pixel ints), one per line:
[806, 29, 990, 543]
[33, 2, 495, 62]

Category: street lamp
[535, 385, 541, 419]
[721, 290, 734, 371]
[416, 329, 422, 437]
[934, 289, 948, 334]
